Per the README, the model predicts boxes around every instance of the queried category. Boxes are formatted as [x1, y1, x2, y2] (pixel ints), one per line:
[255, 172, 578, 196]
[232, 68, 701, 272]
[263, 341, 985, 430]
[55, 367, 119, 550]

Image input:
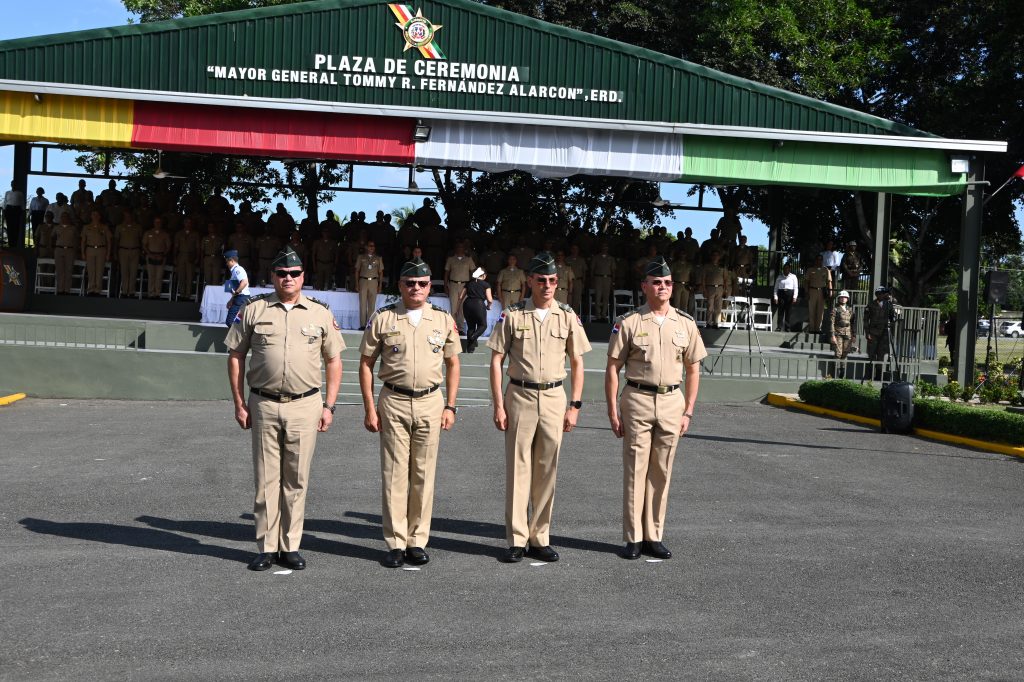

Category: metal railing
[0, 321, 143, 349]
[851, 306, 939, 362]
[702, 351, 922, 383]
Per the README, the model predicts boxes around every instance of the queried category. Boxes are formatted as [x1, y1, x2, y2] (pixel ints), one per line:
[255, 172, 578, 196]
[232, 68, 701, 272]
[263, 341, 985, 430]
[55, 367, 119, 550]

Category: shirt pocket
[302, 325, 325, 352]
[672, 332, 689, 360]
[384, 334, 406, 356]
[253, 320, 279, 346]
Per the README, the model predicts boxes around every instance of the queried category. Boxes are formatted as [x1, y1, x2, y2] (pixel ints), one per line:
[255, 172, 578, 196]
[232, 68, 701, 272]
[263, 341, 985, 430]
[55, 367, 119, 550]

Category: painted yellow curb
[766, 393, 1024, 459]
[0, 393, 26, 406]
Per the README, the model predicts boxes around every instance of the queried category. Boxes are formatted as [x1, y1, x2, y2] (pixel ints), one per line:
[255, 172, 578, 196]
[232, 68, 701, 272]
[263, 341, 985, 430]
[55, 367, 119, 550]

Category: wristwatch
[568, 400, 583, 410]
[444, 405, 458, 414]
[323, 403, 336, 413]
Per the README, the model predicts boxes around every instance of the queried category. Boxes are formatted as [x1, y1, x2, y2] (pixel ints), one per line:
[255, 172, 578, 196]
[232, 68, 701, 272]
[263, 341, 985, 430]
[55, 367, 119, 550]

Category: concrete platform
[1, 399, 1021, 679]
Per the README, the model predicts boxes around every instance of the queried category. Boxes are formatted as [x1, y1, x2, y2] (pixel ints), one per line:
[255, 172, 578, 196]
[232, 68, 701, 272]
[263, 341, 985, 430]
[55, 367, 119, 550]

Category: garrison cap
[875, 286, 889, 295]
[271, 245, 303, 268]
[223, 249, 239, 260]
[527, 251, 557, 275]
[400, 258, 431, 277]
[644, 257, 671, 278]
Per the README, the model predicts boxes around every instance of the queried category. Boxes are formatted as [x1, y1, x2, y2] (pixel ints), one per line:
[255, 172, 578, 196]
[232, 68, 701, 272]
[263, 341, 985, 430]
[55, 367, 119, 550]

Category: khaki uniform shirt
[445, 255, 476, 283]
[841, 252, 861, 278]
[496, 266, 526, 294]
[702, 264, 728, 287]
[225, 293, 345, 395]
[487, 299, 592, 383]
[312, 238, 338, 265]
[360, 302, 460, 390]
[555, 264, 575, 288]
[608, 305, 708, 385]
[355, 254, 384, 279]
[175, 230, 201, 260]
[54, 223, 79, 249]
[227, 233, 253, 258]
[830, 304, 855, 337]
[82, 223, 111, 249]
[201, 234, 224, 257]
[143, 229, 171, 258]
[591, 254, 615, 277]
[565, 255, 588, 282]
[256, 235, 282, 260]
[805, 266, 831, 289]
[670, 259, 692, 286]
[115, 222, 142, 250]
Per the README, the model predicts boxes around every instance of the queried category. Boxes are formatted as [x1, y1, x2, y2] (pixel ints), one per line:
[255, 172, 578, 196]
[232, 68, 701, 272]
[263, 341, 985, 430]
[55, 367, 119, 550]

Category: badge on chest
[301, 324, 323, 344]
[428, 329, 444, 352]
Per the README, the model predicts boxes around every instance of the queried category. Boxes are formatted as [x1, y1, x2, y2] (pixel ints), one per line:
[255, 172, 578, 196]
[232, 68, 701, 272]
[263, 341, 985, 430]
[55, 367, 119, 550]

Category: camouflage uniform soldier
[829, 290, 856, 378]
[840, 241, 862, 291]
[864, 286, 899, 379]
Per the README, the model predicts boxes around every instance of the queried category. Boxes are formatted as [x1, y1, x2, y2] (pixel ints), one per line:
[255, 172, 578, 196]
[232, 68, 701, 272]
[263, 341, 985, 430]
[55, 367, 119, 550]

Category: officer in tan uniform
[487, 251, 592, 563]
[200, 222, 224, 288]
[226, 222, 254, 273]
[80, 210, 112, 296]
[730, 235, 755, 277]
[36, 212, 56, 259]
[670, 253, 694, 314]
[701, 250, 729, 328]
[254, 226, 282, 286]
[354, 240, 385, 329]
[606, 257, 706, 560]
[226, 246, 344, 572]
[142, 217, 172, 299]
[554, 251, 575, 304]
[496, 254, 526, 307]
[359, 258, 461, 568]
[804, 254, 833, 333]
[114, 210, 143, 297]
[829, 290, 856, 378]
[591, 243, 616, 321]
[311, 228, 339, 291]
[444, 244, 476, 332]
[53, 213, 79, 295]
[565, 244, 588, 315]
[173, 217, 202, 300]
[840, 241, 862, 291]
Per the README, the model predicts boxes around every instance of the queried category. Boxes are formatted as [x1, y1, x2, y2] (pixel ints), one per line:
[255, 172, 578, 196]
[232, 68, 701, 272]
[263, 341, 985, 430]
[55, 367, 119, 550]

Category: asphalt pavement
[1, 398, 1022, 680]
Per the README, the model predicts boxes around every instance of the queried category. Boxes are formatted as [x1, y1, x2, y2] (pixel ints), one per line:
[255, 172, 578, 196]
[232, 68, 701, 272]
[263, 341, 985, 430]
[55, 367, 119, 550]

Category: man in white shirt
[3, 181, 26, 249]
[820, 239, 842, 278]
[29, 187, 49, 242]
[772, 263, 799, 332]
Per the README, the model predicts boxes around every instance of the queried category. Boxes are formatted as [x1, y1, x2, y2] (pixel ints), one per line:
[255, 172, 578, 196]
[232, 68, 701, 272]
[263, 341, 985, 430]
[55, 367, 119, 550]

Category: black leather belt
[509, 378, 563, 390]
[708, 284, 723, 287]
[501, 289, 518, 293]
[626, 380, 680, 394]
[450, 280, 468, 284]
[56, 246, 74, 249]
[810, 286, 827, 289]
[87, 245, 105, 249]
[383, 382, 440, 398]
[360, 276, 378, 280]
[250, 387, 319, 403]
[119, 247, 140, 250]
[594, 274, 611, 277]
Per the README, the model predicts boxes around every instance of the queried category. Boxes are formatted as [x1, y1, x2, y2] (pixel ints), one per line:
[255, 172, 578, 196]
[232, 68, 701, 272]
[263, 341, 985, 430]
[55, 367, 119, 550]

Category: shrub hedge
[796, 380, 1024, 446]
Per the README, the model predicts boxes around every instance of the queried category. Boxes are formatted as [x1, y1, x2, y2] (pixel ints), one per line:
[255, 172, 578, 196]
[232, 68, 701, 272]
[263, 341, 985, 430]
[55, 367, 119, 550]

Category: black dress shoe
[278, 551, 306, 570]
[622, 542, 641, 559]
[526, 545, 559, 562]
[383, 548, 405, 568]
[642, 541, 672, 559]
[405, 547, 429, 565]
[504, 546, 525, 563]
[248, 552, 276, 571]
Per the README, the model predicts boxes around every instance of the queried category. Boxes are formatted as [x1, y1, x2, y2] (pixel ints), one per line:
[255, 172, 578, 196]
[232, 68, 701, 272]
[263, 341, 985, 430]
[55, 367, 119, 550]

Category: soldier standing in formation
[487, 252, 592, 563]
[606, 258, 706, 560]
[142, 217, 171, 299]
[496, 254, 526, 308]
[173, 217, 201, 300]
[701, 250, 729, 328]
[201, 222, 224, 288]
[553, 251, 575, 304]
[591, 243, 616, 321]
[840, 241, 862, 291]
[226, 246, 344, 572]
[354, 240, 384, 329]
[864, 286, 899, 378]
[36, 211, 55, 259]
[444, 243, 476, 333]
[80, 209, 112, 296]
[53, 213, 78, 294]
[255, 225, 282, 286]
[670, 252, 693, 314]
[114, 209, 143, 297]
[311, 227, 339, 291]
[359, 258, 461, 568]
[804, 254, 833, 334]
[565, 244, 588, 315]
[829, 290, 856, 378]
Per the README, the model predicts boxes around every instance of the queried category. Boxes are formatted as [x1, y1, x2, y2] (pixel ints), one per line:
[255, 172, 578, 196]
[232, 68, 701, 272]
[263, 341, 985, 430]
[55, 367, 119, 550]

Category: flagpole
[983, 165, 1024, 205]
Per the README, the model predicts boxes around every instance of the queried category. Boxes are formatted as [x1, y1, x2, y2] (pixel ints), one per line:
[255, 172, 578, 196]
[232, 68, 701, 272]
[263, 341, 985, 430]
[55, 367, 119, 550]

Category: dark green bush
[796, 380, 1024, 446]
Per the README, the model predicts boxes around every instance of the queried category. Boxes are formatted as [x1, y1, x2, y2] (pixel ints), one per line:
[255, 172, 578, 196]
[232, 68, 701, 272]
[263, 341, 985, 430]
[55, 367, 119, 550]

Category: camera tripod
[972, 303, 999, 398]
[707, 282, 768, 376]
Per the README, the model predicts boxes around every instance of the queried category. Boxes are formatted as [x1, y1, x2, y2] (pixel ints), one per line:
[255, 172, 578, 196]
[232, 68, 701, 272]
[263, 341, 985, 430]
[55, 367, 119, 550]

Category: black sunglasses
[402, 280, 431, 289]
[274, 269, 304, 278]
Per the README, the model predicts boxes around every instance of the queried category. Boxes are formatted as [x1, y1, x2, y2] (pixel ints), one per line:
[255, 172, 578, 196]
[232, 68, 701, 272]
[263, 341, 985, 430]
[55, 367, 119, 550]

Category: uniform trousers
[463, 299, 488, 350]
[620, 386, 683, 542]
[225, 294, 250, 327]
[357, 278, 378, 327]
[378, 388, 444, 550]
[248, 392, 321, 553]
[258, 257, 273, 285]
[808, 288, 826, 332]
[119, 248, 140, 296]
[554, 287, 569, 304]
[202, 255, 221, 288]
[177, 258, 197, 299]
[504, 383, 565, 547]
[833, 334, 854, 377]
[54, 247, 75, 293]
[146, 260, 164, 298]
[448, 283, 467, 331]
[867, 331, 889, 362]
[706, 286, 724, 325]
[775, 290, 795, 331]
[85, 248, 106, 294]
[593, 277, 612, 319]
[571, 279, 584, 314]
[4, 206, 24, 249]
[315, 262, 333, 291]
[671, 285, 691, 314]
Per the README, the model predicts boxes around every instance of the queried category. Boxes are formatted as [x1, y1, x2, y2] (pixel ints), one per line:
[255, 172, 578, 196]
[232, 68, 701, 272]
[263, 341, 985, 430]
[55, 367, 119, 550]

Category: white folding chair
[160, 265, 176, 300]
[34, 258, 56, 294]
[586, 290, 596, 322]
[693, 293, 707, 326]
[70, 260, 87, 296]
[750, 297, 773, 330]
[719, 296, 741, 328]
[612, 289, 635, 319]
[100, 261, 113, 298]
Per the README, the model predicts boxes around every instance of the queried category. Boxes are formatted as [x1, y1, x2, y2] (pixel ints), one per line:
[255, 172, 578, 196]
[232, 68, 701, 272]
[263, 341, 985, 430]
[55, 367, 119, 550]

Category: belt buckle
[279, 395, 292, 403]
[656, 385, 669, 394]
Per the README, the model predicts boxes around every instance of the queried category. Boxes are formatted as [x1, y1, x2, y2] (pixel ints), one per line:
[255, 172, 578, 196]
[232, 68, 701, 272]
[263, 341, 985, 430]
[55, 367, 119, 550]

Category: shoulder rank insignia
[675, 308, 695, 321]
[246, 293, 271, 305]
[307, 296, 330, 309]
[617, 310, 638, 322]
[508, 301, 526, 312]
[431, 304, 446, 312]
[376, 303, 397, 314]
[557, 302, 574, 313]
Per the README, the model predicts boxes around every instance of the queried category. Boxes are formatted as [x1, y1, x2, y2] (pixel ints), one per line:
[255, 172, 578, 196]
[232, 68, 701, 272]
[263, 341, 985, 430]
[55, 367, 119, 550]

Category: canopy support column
[954, 161, 984, 383]
[871, 192, 890, 291]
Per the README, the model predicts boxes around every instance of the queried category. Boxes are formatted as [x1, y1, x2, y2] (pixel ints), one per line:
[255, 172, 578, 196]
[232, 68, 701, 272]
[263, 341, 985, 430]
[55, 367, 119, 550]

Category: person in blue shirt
[224, 249, 251, 326]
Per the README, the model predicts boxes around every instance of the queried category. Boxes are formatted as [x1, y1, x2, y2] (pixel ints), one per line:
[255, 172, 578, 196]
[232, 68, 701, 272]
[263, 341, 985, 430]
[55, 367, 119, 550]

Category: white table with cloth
[199, 286, 504, 336]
